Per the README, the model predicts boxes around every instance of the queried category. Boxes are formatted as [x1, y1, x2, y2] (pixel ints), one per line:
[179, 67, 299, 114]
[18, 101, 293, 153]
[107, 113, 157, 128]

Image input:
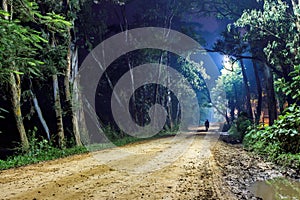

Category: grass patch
[0, 127, 179, 170]
[0, 146, 88, 170]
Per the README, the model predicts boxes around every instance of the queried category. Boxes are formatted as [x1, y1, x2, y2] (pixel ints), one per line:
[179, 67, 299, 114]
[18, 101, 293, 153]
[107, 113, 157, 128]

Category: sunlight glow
[222, 55, 232, 72]
[223, 55, 230, 64]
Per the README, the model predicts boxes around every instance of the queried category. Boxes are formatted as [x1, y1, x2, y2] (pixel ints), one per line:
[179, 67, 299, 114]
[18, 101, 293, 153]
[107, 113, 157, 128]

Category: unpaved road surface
[0, 127, 237, 200]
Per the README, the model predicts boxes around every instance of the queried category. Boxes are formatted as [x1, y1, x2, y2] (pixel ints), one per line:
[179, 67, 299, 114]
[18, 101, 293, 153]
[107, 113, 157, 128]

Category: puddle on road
[249, 177, 300, 200]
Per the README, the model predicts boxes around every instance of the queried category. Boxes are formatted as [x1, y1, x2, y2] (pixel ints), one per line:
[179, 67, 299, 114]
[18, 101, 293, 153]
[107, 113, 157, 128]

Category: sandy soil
[0, 126, 237, 200]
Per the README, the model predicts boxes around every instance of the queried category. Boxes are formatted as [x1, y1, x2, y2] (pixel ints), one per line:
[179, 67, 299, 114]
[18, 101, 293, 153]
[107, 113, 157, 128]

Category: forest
[0, 0, 299, 171]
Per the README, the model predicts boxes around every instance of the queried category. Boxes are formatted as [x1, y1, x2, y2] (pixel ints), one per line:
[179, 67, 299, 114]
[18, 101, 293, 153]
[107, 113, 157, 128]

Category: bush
[228, 113, 252, 143]
[272, 104, 300, 153]
[245, 104, 300, 154]
[243, 104, 300, 169]
[0, 128, 87, 170]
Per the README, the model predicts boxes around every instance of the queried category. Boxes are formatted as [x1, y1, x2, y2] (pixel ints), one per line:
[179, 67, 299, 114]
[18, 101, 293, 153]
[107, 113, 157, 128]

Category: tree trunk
[167, 53, 174, 129]
[2, 0, 8, 14]
[225, 111, 230, 125]
[53, 74, 65, 148]
[175, 101, 180, 125]
[211, 102, 230, 124]
[153, 52, 164, 128]
[71, 47, 90, 146]
[70, 46, 83, 146]
[49, 27, 66, 147]
[240, 59, 253, 120]
[253, 61, 262, 124]
[228, 97, 237, 121]
[3, 0, 29, 150]
[263, 64, 277, 125]
[9, 73, 29, 150]
[72, 77, 85, 146]
[64, 37, 82, 146]
[233, 81, 239, 120]
[30, 90, 51, 141]
[61, 0, 82, 146]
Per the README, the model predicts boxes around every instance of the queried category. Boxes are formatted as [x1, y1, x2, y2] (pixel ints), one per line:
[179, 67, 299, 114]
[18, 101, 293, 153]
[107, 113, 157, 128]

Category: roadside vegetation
[0, 126, 179, 170]
[213, 1, 300, 171]
[226, 65, 300, 170]
[243, 65, 300, 170]
[0, 130, 87, 170]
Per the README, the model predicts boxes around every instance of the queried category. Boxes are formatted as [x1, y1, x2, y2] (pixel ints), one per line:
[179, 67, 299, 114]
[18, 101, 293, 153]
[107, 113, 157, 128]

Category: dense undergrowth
[0, 126, 178, 170]
[218, 108, 299, 171]
[0, 128, 88, 170]
[228, 104, 300, 170]
[242, 104, 300, 170]
[227, 112, 252, 142]
[226, 65, 300, 171]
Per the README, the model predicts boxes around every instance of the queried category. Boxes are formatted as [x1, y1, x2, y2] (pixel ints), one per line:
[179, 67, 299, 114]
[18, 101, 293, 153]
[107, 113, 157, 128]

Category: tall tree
[0, 0, 42, 149]
[251, 61, 263, 124]
[34, 0, 83, 147]
[235, 0, 300, 124]
[62, 0, 83, 146]
[211, 57, 244, 122]
[213, 28, 253, 120]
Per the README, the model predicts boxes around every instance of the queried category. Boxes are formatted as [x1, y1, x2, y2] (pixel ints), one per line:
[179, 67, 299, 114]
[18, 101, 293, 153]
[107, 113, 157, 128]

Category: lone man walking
[205, 119, 209, 132]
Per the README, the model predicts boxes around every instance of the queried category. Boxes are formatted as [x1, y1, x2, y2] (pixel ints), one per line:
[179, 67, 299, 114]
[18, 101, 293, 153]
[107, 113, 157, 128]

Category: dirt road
[0, 128, 236, 200]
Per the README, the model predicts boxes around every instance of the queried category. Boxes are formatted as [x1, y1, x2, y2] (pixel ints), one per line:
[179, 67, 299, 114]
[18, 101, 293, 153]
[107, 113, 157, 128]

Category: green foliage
[0, 11, 46, 79]
[276, 153, 300, 169]
[0, 127, 87, 170]
[272, 105, 300, 153]
[0, 145, 88, 170]
[244, 103, 300, 169]
[215, 26, 248, 56]
[228, 113, 252, 142]
[276, 65, 300, 103]
[25, 127, 52, 156]
[189, 0, 261, 20]
[30, 1, 73, 77]
[103, 124, 179, 146]
[0, 124, 182, 170]
[211, 57, 244, 121]
[178, 57, 208, 91]
[218, 61, 243, 97]
[0, 0, 73, 81]
[244, 127, 284, 157]
[235, 0, 300, 70]
[245, 105, 300, 154]
[244, 125, 300, 169]
[237, 0, 300, 160]
[102, 125, 120, 141]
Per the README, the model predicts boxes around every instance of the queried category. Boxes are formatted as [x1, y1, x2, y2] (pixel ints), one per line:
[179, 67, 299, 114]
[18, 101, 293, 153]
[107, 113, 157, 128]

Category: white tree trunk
[30, 90, 51, 141]
[53, 74, 65, 148]
[70, 45, 83, 146]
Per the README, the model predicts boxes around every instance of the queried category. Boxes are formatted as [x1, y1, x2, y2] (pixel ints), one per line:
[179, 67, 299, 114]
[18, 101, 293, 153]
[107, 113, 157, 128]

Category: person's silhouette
[205, 119, 209, 131]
